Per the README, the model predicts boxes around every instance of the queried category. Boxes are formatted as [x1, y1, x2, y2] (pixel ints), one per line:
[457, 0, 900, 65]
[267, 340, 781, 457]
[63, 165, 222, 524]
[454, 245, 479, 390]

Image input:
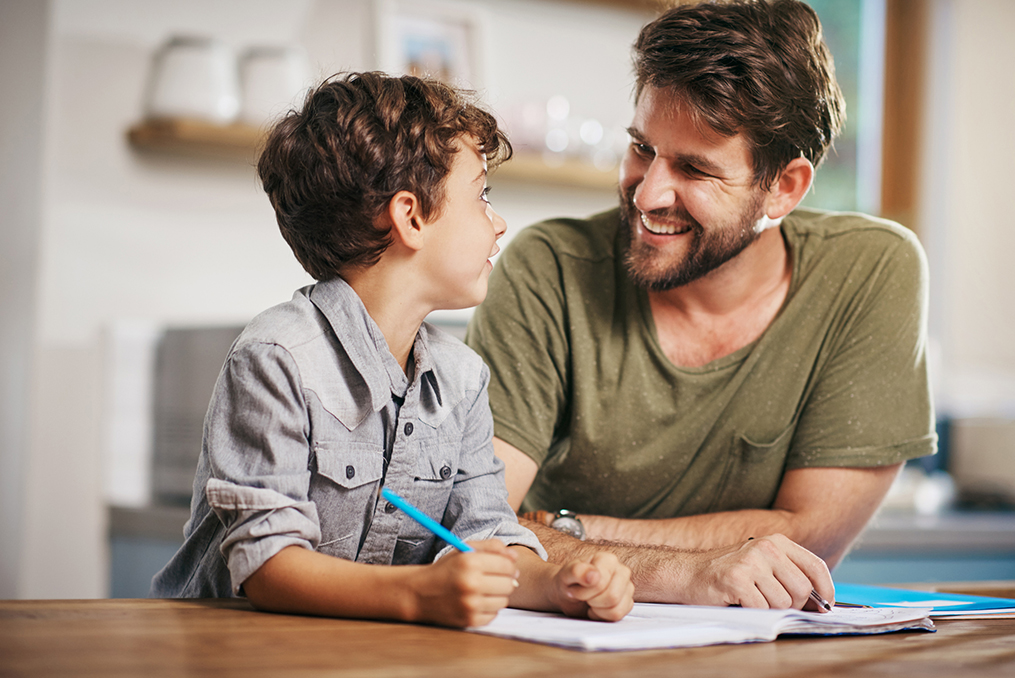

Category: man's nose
[634, 158, 679, 214]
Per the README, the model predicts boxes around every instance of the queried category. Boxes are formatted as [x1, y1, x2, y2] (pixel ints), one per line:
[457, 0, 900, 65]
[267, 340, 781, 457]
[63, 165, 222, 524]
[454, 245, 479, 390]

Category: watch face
[551, 516, 584, 540]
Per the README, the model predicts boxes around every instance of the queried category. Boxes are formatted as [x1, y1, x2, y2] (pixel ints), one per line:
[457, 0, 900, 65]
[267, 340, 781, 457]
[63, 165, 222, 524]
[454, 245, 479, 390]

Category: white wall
[0, 0, 48, 600]
[10, 0, 644, 598]
[921, 0, 1015, 418]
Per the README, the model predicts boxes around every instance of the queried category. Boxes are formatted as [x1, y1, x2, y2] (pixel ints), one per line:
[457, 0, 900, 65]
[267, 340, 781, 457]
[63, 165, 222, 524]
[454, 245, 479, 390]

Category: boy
[150, 72, 634, 628]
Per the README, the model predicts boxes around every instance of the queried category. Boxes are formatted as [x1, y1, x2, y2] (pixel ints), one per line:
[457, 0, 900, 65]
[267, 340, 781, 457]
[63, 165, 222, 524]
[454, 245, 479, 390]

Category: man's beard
[620, 185, 766, 291]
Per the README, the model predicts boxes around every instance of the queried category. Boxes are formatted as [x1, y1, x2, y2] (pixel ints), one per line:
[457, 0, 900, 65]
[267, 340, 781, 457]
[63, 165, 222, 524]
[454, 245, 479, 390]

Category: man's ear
[385, 190, 425, 251]
[764, 156, 814, 220]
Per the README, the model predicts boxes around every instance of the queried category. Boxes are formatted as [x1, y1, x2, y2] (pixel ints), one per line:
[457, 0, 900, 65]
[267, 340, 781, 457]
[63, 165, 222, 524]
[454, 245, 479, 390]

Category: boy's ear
[763, 156, 814, 220]
[386, 190, 426, 251]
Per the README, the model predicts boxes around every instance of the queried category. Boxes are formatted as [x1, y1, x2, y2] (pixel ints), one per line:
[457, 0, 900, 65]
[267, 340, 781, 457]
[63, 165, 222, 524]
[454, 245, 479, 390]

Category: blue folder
[836, 582, 1015, 616]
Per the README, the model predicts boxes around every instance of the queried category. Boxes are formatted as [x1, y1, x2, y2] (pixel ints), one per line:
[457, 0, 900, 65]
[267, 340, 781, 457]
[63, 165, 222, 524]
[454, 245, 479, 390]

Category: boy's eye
[481, 186, 492, 204]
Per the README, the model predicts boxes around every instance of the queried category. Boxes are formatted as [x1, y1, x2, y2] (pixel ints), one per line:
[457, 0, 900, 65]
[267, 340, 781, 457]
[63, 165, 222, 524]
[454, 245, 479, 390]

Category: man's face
[619, 87, 769, 291]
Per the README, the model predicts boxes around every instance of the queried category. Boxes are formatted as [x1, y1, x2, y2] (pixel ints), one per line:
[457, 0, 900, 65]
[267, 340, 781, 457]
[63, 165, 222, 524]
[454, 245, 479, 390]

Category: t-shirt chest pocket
[709, 425, 795, 513]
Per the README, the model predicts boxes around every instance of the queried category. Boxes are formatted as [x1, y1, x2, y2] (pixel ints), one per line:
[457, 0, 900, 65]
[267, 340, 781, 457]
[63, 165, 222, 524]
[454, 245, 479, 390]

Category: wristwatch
[550, 509, 586, 541]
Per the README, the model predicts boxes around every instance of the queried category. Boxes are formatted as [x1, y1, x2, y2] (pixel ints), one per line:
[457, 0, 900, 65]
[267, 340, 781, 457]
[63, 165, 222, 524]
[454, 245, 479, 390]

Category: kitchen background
[1, 0, 1013, 600]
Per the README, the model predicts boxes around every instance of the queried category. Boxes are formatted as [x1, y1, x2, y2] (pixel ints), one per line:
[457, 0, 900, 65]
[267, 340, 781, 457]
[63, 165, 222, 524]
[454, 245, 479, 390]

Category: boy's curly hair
[257, 72, 511, 280]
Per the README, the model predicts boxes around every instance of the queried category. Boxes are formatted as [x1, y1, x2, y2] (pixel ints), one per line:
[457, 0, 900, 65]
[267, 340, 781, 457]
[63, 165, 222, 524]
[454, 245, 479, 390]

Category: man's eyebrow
[473, 168, 487, 184]
[626, 126, 646, 142]
[627, 126, 726, 176]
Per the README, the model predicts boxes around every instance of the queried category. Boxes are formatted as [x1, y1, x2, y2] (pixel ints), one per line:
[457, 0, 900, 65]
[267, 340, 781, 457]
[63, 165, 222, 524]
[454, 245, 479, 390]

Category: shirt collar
[308, 277, 441, 426]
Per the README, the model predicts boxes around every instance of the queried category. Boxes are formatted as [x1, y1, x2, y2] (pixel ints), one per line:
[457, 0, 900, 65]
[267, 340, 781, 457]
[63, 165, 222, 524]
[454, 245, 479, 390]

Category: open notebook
[468, 603, 934, 652]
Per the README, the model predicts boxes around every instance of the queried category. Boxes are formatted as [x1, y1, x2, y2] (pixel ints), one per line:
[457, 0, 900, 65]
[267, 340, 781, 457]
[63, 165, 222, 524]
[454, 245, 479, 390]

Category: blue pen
[381, 487, 474, 552]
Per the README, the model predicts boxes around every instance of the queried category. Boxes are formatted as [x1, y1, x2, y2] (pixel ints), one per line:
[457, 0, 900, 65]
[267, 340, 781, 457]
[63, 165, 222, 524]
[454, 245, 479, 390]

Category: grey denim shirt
[151, 277, 544, 598]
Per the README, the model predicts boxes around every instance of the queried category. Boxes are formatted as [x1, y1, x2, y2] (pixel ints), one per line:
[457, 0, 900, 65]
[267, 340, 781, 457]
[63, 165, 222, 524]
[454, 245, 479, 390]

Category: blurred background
[1, 0, 1013, 600]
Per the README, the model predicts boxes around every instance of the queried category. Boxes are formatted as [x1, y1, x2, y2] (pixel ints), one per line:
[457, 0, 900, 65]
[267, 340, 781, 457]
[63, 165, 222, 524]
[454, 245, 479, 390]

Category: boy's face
[420, 135, 507, 310]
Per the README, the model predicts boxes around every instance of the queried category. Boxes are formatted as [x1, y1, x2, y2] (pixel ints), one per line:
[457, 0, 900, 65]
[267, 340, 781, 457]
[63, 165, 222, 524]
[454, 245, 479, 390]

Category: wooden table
[3, 583, 1014, 678]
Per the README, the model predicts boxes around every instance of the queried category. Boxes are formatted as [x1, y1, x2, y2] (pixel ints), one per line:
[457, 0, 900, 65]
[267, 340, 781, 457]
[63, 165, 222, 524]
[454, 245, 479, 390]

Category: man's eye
[684, 165, 710, 178]
[481, 186, 492, 204]
[632, 143, 654, 158]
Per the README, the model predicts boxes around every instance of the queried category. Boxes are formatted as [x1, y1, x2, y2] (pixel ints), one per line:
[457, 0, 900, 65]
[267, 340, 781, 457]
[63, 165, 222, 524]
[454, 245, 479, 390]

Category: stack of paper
[835, 583, 1015, 619]
[469, 603, 934, 652]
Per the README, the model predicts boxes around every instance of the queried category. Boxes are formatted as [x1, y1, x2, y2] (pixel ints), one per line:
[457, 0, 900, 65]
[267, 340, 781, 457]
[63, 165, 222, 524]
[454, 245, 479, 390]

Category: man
[466, 0, 935, 604]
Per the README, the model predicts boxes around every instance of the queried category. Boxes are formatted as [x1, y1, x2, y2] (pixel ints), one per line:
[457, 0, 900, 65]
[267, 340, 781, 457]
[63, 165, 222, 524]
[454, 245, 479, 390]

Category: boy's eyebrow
[473, 168, 487, 184]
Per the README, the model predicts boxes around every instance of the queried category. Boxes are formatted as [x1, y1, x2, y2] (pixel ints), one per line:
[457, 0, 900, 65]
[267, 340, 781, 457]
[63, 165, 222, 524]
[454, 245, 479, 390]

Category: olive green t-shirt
[465, 207, 936, 517]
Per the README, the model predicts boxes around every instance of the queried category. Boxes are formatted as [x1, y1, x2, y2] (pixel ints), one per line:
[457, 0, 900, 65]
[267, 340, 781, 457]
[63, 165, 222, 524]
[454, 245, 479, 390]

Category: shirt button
[345, 465, 355, 479]
[404, 422, 414, 436]
[440, 465, 452, 480]
[384, 501, 397, 514]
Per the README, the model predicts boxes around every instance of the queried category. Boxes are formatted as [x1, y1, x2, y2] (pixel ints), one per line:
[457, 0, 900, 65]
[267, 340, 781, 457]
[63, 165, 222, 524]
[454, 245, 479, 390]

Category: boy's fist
[553, 552, 634, 622]
[412, 540, 518, 628]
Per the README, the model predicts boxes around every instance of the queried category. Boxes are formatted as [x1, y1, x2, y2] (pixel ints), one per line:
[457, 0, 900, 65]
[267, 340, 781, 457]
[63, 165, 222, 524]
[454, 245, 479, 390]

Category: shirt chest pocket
[315, 442, 385, 489]
[394, 442, 459, 536]
[310, 442, 386, 557]
[414, 442, 457, 483]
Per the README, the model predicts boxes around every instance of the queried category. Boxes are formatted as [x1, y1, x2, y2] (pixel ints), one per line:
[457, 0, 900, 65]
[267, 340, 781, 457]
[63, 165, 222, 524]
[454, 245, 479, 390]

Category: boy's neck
[339, 265, 428, 376]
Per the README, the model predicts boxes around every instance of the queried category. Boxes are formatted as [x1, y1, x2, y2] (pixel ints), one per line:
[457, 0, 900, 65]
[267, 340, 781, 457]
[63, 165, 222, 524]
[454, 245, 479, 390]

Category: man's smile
[640, 212, 693, 236]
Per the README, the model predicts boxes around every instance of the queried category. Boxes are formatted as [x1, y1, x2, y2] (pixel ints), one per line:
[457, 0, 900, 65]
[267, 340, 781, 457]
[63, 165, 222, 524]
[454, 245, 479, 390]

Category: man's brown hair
[257, 72, 511, 281]
[633, 0, 845, 189]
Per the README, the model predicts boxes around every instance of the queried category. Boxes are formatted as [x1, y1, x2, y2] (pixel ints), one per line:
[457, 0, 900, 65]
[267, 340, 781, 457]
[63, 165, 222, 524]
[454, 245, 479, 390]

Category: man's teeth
[640, 213, 690, 235]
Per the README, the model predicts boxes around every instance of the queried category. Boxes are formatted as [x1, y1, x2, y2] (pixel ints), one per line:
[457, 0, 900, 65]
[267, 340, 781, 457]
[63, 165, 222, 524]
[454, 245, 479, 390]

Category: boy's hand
[552, 552, 634, 622]
[410, 540, 519, 628]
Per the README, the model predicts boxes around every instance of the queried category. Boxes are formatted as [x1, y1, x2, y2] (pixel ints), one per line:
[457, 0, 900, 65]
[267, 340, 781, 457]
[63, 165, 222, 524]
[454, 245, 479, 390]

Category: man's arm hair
[520, 519, 835, 609]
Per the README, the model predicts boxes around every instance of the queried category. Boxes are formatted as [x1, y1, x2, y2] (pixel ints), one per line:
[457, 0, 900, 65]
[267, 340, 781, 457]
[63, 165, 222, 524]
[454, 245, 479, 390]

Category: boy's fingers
[584, 567, 635, 613]
[558, 562, 600, 598]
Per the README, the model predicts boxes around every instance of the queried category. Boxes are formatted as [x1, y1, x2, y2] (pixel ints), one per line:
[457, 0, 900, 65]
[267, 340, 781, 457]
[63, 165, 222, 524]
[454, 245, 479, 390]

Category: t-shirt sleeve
[465, 225, 571, 467]
[787, 227, 937, 468]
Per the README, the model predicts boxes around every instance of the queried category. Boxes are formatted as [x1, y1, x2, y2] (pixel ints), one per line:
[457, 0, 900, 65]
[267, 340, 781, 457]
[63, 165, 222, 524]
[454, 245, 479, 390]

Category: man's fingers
[771, 535, 835, 606]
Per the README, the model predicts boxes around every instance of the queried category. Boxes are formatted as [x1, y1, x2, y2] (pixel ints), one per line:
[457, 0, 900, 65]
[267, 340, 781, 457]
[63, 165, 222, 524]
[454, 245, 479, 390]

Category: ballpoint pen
[809, 589, 832, 612]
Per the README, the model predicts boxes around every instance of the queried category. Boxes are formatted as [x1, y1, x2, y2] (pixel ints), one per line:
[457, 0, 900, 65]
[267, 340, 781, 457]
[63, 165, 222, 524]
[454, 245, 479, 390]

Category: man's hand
[550, 552, 635, 622]
[408, 540, 519, 628]
[677, 534, 834, 610]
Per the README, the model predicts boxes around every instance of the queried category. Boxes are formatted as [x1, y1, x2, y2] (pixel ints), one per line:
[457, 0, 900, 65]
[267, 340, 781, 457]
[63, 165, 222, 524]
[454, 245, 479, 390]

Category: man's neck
[647, 227, 792, 368]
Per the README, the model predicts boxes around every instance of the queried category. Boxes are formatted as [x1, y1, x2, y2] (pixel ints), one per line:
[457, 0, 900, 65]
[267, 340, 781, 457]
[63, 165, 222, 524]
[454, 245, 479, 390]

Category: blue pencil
[381, 487, 474, 552]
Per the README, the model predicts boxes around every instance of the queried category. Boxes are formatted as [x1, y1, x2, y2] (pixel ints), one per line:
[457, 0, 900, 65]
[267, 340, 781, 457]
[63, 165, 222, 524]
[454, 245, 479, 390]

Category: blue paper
[836, 582, 1015, 615]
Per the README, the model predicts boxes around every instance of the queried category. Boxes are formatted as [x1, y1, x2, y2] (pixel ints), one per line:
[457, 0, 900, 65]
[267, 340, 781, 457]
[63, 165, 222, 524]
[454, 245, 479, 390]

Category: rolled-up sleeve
[437, 366, 546, 562]
[204, 342, 321, 594]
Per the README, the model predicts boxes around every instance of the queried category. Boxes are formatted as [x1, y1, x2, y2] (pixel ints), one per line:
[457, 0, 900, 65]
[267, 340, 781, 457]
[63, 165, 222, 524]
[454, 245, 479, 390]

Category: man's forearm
[520, 519, 700, 603]
[573, 465, 904, 569]
[582, 509, 795, 554]
[519, 518, 836, 609]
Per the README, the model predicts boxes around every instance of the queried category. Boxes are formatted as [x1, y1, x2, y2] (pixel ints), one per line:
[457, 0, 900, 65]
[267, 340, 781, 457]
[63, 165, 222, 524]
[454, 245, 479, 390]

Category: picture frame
[375, 0, 487, 90]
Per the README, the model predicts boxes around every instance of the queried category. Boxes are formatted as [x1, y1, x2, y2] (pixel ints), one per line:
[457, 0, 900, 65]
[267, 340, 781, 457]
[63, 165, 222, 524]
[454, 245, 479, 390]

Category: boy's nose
[491, 207, 507, 239]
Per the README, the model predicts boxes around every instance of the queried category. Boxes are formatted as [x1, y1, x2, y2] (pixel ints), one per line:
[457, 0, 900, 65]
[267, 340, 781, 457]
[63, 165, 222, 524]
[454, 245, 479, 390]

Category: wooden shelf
[494, 152, 618, 191]
[126, 117, 617, 190]
[127, 118, 267, 161]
